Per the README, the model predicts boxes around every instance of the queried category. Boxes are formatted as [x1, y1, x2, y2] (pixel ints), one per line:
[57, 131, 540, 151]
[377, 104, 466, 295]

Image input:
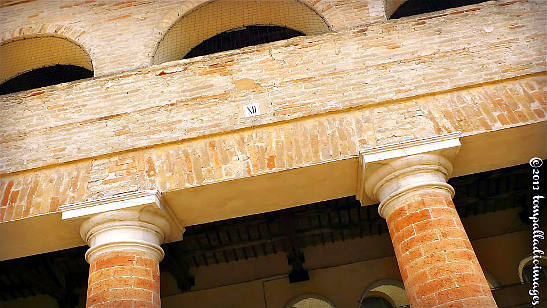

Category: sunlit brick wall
[0, 0, 545, 222]
[0, 0, 374, 76]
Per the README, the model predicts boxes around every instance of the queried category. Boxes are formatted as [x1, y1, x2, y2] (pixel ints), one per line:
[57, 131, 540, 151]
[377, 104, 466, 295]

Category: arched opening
[360, 296, 394, 308]
[522, 263, 547, 283]
[360, 280, 408, 308]
[0, 65, 93, 95]
[286, 294, 336, 308]
[152, 0, 329, 64]
[519, 256, 547, 283]
[484, 270, 500, 289]
[184, 25, 305, 59]
[390, 0, 489, 19]
[0, 36, 93, 95]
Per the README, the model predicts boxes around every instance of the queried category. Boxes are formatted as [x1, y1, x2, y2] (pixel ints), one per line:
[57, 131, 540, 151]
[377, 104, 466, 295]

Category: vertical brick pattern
[386, 192, 497, 307]
[86, 251, 160, 308]
[0, 161, 91, 222]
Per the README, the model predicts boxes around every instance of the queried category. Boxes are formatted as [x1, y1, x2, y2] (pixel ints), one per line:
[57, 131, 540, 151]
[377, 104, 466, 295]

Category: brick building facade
[0, 0, 545, 307]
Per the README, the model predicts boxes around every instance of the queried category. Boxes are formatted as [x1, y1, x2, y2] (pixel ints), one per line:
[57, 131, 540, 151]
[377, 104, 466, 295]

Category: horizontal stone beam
[0, 74, 545, 224]
[0, 121, 544, 260]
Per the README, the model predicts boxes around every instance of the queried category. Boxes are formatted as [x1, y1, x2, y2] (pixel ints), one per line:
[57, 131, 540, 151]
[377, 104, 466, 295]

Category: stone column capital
[61, 190, 184, 263]
[357, 133, 461, 219]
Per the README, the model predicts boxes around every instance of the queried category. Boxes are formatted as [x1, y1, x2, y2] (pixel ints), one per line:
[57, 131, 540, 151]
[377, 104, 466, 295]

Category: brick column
[61, 191, 183, 308]
[362, 153, 497, 307]
[80, 208, 170, 308]
[86, 250, 160, 308]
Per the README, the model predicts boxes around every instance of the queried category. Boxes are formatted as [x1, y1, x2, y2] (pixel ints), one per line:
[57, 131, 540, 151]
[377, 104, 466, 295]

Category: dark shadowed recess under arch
[184, 25, 304, 59]
[0, 65, 93, 95]
[391, 0, 489, 19]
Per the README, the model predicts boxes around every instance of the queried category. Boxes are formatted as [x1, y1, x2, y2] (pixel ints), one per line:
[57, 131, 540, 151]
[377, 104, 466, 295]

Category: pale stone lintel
[60, 190, 162, 220]
[60, 190, 184, 243]
[360, 132, 462, 164]
[357, 133, 462, 204]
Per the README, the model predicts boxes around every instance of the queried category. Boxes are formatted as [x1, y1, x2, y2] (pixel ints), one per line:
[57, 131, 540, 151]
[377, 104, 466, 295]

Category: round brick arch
[360, 279, 409, 307]
[0, 23, 95, 83]
[150, 0, 332, 65]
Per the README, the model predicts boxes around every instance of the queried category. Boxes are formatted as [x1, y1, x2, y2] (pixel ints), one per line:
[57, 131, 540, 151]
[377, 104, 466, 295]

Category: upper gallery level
[0, 0, 545, 175]
[0, 0, 381, 79]
[1, 0, 504, 88]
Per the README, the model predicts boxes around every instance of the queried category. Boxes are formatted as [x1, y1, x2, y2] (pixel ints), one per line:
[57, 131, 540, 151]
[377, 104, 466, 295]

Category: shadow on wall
[389, 0, 490, 19]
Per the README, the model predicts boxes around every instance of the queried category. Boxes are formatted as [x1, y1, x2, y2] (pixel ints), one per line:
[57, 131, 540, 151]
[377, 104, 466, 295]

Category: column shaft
[86, 250, 160, 308]
[361, 151, 498, 307]
[386, 190, 496, 307]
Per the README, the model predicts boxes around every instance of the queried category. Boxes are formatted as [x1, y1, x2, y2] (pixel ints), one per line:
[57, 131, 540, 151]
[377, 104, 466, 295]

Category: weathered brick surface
[0, 160, 91, 221]
[386, 191, 497, 307]
[0, 1, 545, 174]
[0, 0, 545, 222]
[87, 250, 160, 308]
[0, 73, 545, 222]
[0, 0, 373, 77]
